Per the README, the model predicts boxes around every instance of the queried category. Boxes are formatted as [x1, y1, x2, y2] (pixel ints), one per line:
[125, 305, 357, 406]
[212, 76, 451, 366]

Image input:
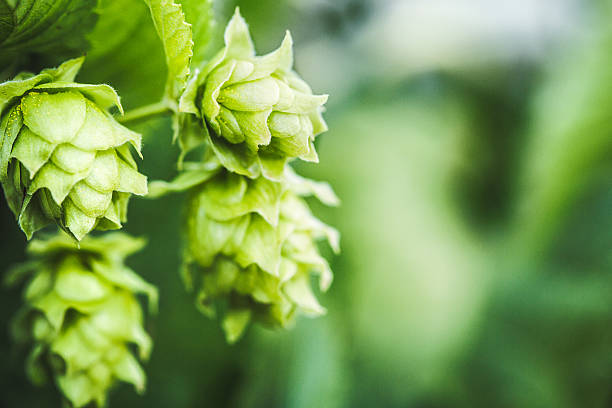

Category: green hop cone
[150, 158, 339, 342]
[0, 57, 147, 240]
[178, 8, 328, 180]
[7, 232, 158, 408]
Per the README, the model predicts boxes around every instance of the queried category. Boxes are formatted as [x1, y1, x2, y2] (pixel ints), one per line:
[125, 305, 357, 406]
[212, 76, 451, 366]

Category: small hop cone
[7, 232, 157, 408]
[162, 161, 339, 342]
[178, 8, 328, 180]
[0, 57, 147, 240]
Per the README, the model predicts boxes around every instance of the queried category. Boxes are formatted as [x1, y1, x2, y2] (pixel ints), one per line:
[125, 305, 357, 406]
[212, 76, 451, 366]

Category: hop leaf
[143, 0, 194, 100]
[0, 57, 147, 240]
[150, 158, 338, 343]
[6, 232, 157, 408]
[0, 0, 98, 63]
[177, 8, 328, 180]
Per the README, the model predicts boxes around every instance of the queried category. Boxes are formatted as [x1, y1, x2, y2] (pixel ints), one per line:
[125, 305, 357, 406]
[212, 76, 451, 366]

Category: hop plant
[0, 57, 147, 240]
[150, 157, 339, 342]
[6, 232, 157, 408]
[149, 7, 339, 342]
[178, 8, 328, 180]
[1, 1, 341, 405]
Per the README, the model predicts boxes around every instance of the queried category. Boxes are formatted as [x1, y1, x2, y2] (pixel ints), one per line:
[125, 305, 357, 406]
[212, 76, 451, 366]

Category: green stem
[117, 101, 171, 124]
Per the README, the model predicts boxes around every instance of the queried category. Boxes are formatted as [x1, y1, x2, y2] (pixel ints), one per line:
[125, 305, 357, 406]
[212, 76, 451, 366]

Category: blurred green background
[2, 0, 612, 407]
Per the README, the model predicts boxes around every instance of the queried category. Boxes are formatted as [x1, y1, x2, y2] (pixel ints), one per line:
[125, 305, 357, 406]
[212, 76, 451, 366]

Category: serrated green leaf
[178, 0, 214, 67]
[0, 0, 98, 57]
[144, 0, 193, 100]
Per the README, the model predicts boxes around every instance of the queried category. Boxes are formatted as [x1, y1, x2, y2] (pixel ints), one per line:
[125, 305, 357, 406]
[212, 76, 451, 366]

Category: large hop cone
[178, 8, 328, 180]
[150, 159, 339, 342]
[7, 232, 157, 408]
[0, 57, 147, 240]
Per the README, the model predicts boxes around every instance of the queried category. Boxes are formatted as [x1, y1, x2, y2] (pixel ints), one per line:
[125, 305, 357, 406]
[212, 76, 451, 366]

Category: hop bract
[7, 232, 157, 408]
[186, 189, 339, 343]
[0, 57, 147, 240]
[179, 8, 328, 180]
[150, 159, 339, 342]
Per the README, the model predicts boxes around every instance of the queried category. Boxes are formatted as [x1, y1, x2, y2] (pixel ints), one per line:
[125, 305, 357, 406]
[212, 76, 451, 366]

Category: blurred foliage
[2, 0, 612, 407]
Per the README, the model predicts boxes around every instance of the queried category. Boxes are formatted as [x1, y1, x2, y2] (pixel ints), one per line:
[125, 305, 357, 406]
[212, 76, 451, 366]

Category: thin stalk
[117, 101, 171, 124]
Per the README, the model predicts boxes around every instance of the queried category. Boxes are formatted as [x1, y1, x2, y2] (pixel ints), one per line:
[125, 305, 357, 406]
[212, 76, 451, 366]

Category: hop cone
[150, 159, 338, 342]
[7, 232, 157, 408]
[0, 57, 147, 240]
[178, 8, 328, 180]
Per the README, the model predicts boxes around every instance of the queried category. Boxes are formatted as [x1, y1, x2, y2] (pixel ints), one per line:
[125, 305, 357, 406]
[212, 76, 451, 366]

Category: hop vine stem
[118, 100, 172, 124]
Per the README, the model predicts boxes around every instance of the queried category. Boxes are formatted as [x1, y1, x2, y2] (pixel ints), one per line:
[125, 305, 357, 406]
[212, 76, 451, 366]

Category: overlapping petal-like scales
[7, 232, 157, 408]
[186, 191, 337, 342]
[178, 9, 328, 180]
[155, 160, 339, 342]
[148, 154, 338, 342]
[0, 58, 147, 240]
